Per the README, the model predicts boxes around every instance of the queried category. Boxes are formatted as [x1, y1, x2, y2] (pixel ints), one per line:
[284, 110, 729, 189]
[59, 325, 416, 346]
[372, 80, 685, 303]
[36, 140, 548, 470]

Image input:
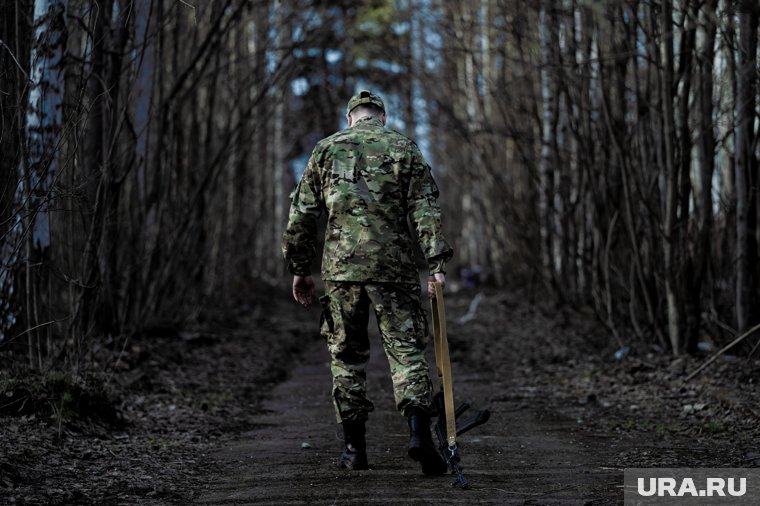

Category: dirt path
[194, 315, 623, 505]
[1, 288, 751, 504]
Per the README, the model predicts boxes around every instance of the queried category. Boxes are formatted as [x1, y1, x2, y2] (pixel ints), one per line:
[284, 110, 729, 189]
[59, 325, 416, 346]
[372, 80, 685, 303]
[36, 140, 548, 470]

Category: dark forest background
[2, 0, 760, 373]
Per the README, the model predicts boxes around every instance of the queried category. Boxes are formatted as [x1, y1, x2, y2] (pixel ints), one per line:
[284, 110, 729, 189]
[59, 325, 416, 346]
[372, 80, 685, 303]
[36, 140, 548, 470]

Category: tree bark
[661, 0, 682, 354]
[686, 0, 718, 352]
[735, 0, 759, 333]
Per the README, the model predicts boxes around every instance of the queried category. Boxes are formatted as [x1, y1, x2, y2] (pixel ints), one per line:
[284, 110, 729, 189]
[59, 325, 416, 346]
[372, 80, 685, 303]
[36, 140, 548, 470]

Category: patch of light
[291, 77, 309, 96]
[425, 29, 442, 51]
[372, 59, 404, 74]
[292, 24, 304, 43]
[392, 21, 410, 35]
[265, 48, 277, 74]
[325, 49, 342, 64]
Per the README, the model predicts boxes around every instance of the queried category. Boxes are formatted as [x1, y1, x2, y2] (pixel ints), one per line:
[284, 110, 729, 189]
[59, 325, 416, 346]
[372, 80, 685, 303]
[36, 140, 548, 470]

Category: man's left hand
[293, 275, 316, 307]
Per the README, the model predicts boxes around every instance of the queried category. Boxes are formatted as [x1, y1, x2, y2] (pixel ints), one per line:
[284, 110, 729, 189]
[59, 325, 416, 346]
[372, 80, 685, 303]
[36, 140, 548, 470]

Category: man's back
[315, 115, 421, 282]
[283, 106, 452, 285]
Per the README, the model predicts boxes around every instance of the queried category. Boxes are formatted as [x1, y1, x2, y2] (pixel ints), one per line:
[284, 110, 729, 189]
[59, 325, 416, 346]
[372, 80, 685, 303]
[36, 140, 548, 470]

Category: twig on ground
[686, 323, 760, 381]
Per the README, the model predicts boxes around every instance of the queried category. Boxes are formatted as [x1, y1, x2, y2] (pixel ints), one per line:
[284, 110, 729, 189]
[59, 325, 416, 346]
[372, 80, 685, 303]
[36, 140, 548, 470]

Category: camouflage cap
[346, 90, 385, 115]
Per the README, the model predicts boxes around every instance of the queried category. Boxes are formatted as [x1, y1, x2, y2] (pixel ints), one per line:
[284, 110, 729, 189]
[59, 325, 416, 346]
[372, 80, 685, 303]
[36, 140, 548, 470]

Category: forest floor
[1, 283, 759, 505]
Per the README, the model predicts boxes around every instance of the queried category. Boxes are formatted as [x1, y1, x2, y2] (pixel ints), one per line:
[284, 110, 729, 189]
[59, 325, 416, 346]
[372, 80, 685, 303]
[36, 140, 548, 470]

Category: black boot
[336, 419, 369, 470]
[407, 412, 448, 476]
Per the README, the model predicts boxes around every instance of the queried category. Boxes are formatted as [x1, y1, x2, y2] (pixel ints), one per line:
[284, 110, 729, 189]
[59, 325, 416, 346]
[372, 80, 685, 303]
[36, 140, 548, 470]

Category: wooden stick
[685, 322, 760, 381]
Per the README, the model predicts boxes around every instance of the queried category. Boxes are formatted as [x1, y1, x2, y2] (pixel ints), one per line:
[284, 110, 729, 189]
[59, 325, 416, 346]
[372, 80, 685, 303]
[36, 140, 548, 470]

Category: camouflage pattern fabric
[320, 281, 434, 423]
[281, 115, 453, 283]
[346, 90, 385, 114]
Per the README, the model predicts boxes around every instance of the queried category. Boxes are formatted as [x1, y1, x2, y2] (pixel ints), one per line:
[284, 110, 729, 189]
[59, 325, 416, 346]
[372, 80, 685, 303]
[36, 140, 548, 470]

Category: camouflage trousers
[319, 281, 434, 423]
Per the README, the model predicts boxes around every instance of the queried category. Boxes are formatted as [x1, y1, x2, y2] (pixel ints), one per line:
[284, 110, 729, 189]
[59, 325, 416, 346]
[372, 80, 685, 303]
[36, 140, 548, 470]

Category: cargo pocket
[319, 294, 334, 340]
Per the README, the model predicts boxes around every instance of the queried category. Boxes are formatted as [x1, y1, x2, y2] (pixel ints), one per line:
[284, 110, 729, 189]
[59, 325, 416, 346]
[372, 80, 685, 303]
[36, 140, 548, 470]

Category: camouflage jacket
[281, 115, 453, 283]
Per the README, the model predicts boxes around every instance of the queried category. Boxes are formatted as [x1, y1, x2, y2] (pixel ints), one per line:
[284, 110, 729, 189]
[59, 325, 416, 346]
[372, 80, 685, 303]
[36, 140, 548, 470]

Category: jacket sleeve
[407, 143, 454, 275]
[281, 149, 324, 276]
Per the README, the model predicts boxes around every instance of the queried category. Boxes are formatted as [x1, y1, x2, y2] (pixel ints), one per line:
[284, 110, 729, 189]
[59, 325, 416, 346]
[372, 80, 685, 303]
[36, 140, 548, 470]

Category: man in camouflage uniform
[282, 90, 453, 474]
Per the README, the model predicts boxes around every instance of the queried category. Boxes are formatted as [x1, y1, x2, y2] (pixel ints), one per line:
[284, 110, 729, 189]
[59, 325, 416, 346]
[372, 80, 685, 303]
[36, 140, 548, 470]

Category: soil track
[2, 285, 753, 505]
[194, 300, 623, 505]
[191, 286, 754, 505]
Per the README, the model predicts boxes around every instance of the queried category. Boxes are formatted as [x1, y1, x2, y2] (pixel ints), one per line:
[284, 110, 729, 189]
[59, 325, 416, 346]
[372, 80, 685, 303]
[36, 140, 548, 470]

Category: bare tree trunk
[0, 0, 34, 341]
[271, 0, 287, 279]
[676, 0, 697, 351]
[20, 0, 68, 367]
[735, 0, 759, 333]
[661, 0, 682, 354]
[539, 1, 560, 296]
[251, 0, 269, 277]
[686, 0, 718, 352]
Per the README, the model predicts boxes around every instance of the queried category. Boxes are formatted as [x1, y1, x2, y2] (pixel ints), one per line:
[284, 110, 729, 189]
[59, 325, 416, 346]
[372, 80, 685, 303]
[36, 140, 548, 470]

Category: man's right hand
[428, 272, 445, 299]
[293, 275, 316, 306]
